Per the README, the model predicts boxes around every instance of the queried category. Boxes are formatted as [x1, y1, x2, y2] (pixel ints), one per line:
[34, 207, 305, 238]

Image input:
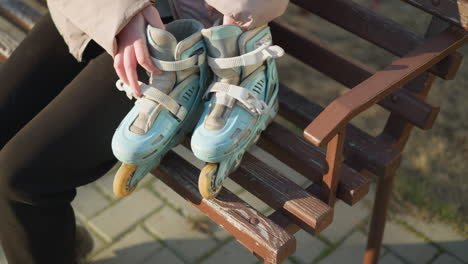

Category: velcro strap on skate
[207, 82, 269, 115]
[207, 43, 284, 69]
[115, 80, 187, 121]
[151, 52, 206, 72]
[140, 84, 187, 121]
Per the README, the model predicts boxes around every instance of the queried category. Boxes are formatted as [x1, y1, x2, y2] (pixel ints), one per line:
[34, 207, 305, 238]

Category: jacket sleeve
[47, 0, 153, 59]
[205, 0, 289, 28]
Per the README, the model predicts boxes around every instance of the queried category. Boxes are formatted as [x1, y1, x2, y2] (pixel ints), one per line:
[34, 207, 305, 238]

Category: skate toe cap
[112, 109, 179, 164]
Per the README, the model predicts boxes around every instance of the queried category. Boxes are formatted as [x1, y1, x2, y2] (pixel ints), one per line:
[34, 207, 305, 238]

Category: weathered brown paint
[271, 22, 441, 130]
[153, 152, 296, 264]
[304, 28, 467, 147]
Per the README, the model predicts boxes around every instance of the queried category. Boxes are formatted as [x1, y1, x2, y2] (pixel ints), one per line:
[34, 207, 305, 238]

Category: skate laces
[205, 41, 284, 115]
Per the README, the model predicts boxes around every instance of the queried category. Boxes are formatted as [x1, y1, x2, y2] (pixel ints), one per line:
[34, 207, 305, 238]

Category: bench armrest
[304, 27, 467, 147]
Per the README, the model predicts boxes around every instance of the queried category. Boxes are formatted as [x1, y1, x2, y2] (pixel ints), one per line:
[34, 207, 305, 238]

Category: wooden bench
[1, 1, 467, 263]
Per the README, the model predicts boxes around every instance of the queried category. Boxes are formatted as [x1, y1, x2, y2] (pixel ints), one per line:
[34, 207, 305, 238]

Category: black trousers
[0, 14, 134, 263]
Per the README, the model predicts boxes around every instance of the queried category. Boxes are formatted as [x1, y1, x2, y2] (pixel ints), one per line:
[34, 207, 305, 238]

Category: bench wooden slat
[278, 84, 402, 177]
[304, 28, 467, 147]
[258, 122, 370, 206]
[229, 153, 334, 234]
[266, 175, 370, 235]
[0, 16, 25, 62]
[0, 0, 42, 31]
[400, 0, 468, 31]
[271, 21, 440, 130]
[153, 151, 296, 264]
[289, 0, 463, 80]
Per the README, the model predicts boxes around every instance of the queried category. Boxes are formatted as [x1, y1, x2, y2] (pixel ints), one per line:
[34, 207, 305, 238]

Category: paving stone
[382, 221, 438, 264]
[72, 185, 110, 220]
[94, 163, 120, 199]
[398, 215, 468, 261]
[202, 240, 258, 264]
[152, 179, 187, 207]
[250, 146, 310, 187]
[141, 248, 184, 264]
[144, 206, 217, 261]
[212, 224, 233, 241]
[319, 231, 367, 264]
[221, 178, 245, 195]
[92, 227, 161, 264]
[152, 179, 207, 221]
[321, 200, 370, 242]
[361, 181, 377, 209]
[237, 190, 271, 213]
[0, 246, 6, 264]
[95, 163, 154, 199]
[432, 254, 464, 264]
[379, 252, 405, 264]
[153, 176, 235, 241]
[173, 145, 205, 169]
[87, 229, 106, 256]
[293, 230, 328, 263]
[89, 189, 163, 242]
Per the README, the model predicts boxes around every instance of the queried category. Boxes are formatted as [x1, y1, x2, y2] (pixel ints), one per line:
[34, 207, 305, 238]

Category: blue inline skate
[112, 19, 208, 197]
[191, 24, 284, 199]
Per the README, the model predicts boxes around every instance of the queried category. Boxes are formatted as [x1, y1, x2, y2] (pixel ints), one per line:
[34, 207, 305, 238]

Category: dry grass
[276, 1, 468, 235]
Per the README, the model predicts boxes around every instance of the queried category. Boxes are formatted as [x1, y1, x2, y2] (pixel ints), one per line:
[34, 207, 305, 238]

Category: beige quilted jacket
[47, 0, 289, 61]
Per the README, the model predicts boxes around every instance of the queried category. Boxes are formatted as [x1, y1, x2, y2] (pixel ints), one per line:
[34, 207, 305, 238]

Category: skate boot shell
[191, 24, 284, 199]
[112, 19, 208, 197]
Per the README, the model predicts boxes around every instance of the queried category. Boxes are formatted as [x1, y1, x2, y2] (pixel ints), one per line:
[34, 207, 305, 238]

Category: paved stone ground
[1, 146, 466, 264]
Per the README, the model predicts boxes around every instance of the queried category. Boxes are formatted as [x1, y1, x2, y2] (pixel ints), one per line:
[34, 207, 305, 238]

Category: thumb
[142, 6, 165, 30]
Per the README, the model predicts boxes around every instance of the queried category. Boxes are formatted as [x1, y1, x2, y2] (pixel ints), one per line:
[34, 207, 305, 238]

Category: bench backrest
[269, 0, 466, 206]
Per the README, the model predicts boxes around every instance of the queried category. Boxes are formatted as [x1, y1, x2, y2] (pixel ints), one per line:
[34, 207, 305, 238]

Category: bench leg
[363, 171, 396, 264]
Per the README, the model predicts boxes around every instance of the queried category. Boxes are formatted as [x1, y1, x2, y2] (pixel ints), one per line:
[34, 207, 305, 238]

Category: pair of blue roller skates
[112, 19, 284, 199]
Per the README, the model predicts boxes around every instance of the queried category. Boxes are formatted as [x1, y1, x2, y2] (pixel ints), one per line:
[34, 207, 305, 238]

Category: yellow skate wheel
[113, 163, 138, 198]
[199, 163, 221, 200]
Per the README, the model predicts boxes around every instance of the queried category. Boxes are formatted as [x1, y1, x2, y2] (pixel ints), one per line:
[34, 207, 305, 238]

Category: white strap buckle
[115, 80, 187, 121]
[151, 51, 206, 72]
[116, 80, 137, 100]
[208, 42, 284, 69]
[208, 82, 270, 115]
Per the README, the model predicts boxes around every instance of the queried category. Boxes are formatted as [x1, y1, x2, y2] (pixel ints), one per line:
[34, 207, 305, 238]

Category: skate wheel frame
[113, 164, 138, 197]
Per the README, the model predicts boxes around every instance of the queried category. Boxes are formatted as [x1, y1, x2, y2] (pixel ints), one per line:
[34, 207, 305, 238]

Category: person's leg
[0, 13, 102, 148]
[0, 13, 133, 263]
[0, 49, 132, 263]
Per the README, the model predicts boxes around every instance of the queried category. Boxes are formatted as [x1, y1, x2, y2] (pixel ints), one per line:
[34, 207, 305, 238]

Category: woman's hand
[114, 6, 165, 97]
[223, 16, 248, 31]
